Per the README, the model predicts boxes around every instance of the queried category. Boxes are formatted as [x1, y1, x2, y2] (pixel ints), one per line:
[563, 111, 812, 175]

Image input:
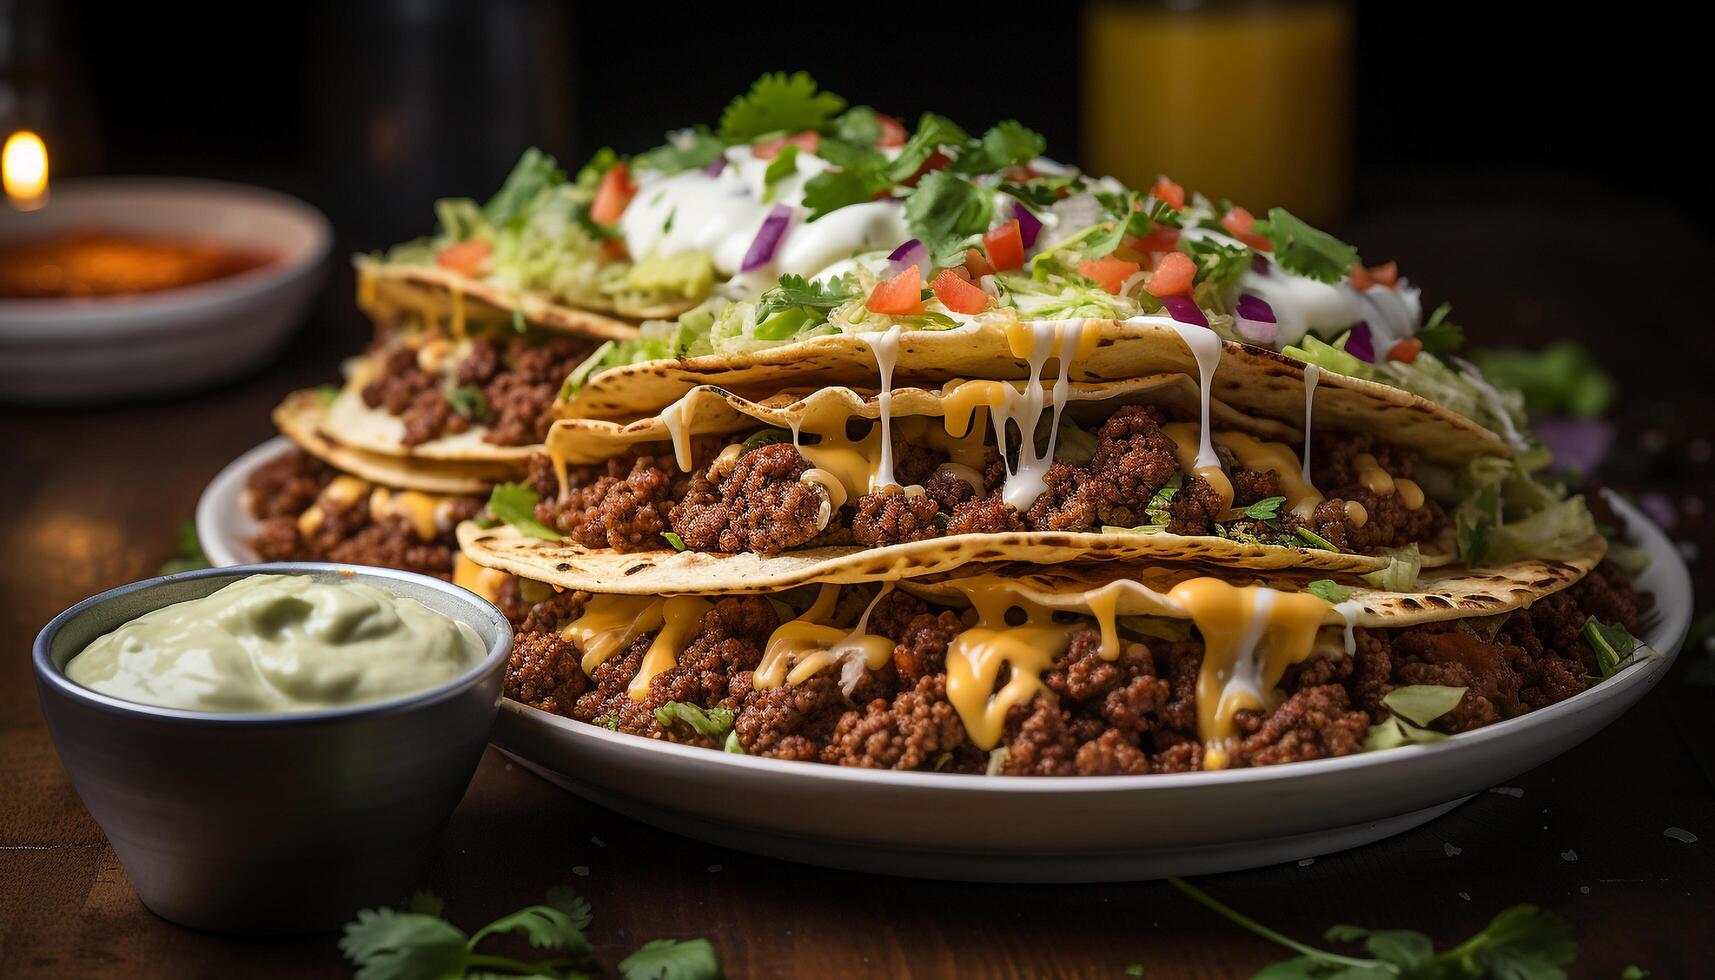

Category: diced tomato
[1151, 176, 1186, 210]
[1145, 251, 1197, 297]
[600, 237, 629, 261]
[932, 269, 990, 314]
[867, 266, 925, 315]
[1220, 206, 1273, 251]
[1369, 261, 1399, 287]
[1387, 338, 1422, 363]
[1078, 256, 1143, 295]
[983, 219, 1026, 272]
[436, 239, 491, 276]
[963, 247, 995, 279]
[589, 162, 636, 225]
[1130, 225, 1181, 255]
[753, 131, 822, 160]
[1349, 264, 1373, 291]
[900, 150, 951, 188]
[876, 114, 907, 148]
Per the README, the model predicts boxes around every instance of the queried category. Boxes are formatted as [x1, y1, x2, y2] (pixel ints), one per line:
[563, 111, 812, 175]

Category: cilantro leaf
[619, 938, 723, 980]
[1416, 302, 1465, 357]
[661, 530, 688, 551]
[755, 273, 859, 321]
[653, 702, 736, 739]
[719, 71, 844, 143]
[1457, 485, 1497, 563]
[832, 105, 882, 145]
[904, 170, 993, 264]
[801, 168, 888, 222]
[159, 519, 211, 575]
[405, 891, 444, 917]
[445, 383, 487, 421]
[573, 146, 619, 191]
[545, 885, 593, 930]
[1251, 208, 1358, 284]
[886, 113, 970, 184]
[1244, 495, 1288, 520]
[483, 148, 564, 229]
[762, 144, 800, 202]
[999, 174, 1085, 208]
[485, 483, 563, 542]
[312, 383, 340, 406]
[1295, 526, 1341, 552]
[1306, 579, 1354, 604]
[952, 120, 1046, 175]
[340, 908, 468, 980]
[1464, 904, 1577, 979]
[468, 905, 592, 957]
[1184, 236, 1251, 288]
[632, 127, 725, 175]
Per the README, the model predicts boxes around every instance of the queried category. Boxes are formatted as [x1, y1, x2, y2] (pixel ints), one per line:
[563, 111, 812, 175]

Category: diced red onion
[1161, 295, 1209, 328]
[1012, 202, 1043, 249]
[1534, 417, 1614, 479]
[740, 205, 792, 273]
[1345, 321, 1376, 363]
[704, 155, 727, 178]
[1234, 293, 1279, 344]
[1250, 253, 1271, 275]
[887, 238, 931, 280]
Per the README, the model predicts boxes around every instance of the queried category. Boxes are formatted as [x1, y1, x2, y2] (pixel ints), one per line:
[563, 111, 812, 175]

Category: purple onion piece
[1012, 202, 1043, 249]
[887, 238, 930, 280]
[1250, 253, 1271, 275]
[704, 155, 727, 178]
[740, 204, 793, 273]
[1161, 295, 1209, 328]
[1235, 294, 1276, 323]
[1345, 321, 1376, 363]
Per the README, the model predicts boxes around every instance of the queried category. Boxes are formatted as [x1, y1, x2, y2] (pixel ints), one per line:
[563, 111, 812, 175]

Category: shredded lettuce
[1361, 543, 1422, 591]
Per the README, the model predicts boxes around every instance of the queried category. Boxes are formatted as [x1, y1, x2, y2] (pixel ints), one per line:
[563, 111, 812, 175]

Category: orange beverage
[1082, 0, 1354, 221]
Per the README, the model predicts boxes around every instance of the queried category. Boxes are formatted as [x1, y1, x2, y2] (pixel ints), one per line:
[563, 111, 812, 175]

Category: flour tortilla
[559, 316, 1508, 465]
[899, 535, 1606, 629]
[358, 259, 672, 338]
[274, 390, 522, 494]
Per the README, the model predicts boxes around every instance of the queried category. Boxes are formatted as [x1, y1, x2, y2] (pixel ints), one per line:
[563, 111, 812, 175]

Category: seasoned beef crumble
[498, 561, 1649, 776]
[359, 334, 592, 447]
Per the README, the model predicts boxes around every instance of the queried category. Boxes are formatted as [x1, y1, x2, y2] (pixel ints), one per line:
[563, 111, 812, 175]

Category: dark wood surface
[3, 202, 1713, 978]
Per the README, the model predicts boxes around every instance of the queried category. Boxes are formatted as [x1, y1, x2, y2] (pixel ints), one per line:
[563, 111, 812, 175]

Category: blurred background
[3, 0, 1711, 641]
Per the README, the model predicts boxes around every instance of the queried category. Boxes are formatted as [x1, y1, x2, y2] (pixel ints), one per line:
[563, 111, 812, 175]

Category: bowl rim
[33, 562, 513, 727]
[0, 176, 333, 325]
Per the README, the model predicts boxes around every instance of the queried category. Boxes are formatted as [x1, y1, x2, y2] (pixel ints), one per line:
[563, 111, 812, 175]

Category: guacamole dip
[65, 574, 484, 712]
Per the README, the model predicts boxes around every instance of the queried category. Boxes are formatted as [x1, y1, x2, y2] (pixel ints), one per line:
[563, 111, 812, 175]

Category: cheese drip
[1352, 453, 1425, 511]
[1161, 425, 1326, 518]
[367, 487, 457, 541]
[561, 595, 665, 675]
[626, 596, 713, 700]
[1166, 578, 1329, 770]
[452, 554, 514, 604]
[944, 580, 1078, 750]
[297, 475, 372, 537]
[938, 319, 1096, 513]
[755, 584, 896, 690]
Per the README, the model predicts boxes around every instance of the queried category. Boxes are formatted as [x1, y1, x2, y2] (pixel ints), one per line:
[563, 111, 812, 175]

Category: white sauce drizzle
[659, 395, 695, 472]
[861, 326, 903, 491]
[1222, 588, 1278, 713]
[992, 319, 1088, 511]
[1301, 364, 1321, 485]
[1332, 599, 1363, 655]
[1453, 357, 1531, 450]
[832, 583, 895, 694]
[1162, 320, 1225, 475]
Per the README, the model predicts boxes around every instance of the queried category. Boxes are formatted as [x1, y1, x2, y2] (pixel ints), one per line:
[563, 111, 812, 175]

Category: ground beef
[851, 487, 942, 546]
[506, 630, 590, 716]
[640, 597, 778, 719]
[733, 671, 848, 761]
[536, 450, 681, 551]
[823, 675, 968, 770]
[998, 694, 1079, 776]
[245, 449, 335, 519]
[669, 443, 827, 554]
[1230, 685, 1369, 767]
[1166, 476, 1226, 534]
[1230, 466, 1282, 507]
[945, 497, 1025, 535]
[1026, 406, 1180, 531]
[248, 471, 478, 580]
[891, 608, 966, 684]
[360, 334, 590, 447]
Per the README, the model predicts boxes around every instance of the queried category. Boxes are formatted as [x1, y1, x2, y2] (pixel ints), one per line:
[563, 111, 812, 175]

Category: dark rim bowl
[32, 563, 514, 935]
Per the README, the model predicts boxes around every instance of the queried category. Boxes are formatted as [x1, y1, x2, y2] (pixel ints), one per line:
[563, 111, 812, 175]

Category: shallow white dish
[199, 443, 1692, 881]
[0, 178, 331, 403]
[196, 435, 289, 568]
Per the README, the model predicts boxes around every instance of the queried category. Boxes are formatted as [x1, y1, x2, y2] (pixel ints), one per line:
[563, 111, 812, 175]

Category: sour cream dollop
[64, 574, 484, 713]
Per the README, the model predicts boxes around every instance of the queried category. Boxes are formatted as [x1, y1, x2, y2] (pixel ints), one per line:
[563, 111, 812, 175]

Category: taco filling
[246, 448, 480, 578]
[480, 560, 1651, 774]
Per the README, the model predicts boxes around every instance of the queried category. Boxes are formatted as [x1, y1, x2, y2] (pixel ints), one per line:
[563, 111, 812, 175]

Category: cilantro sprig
[485, 483, 563, 542]
[1167, 877, 1576, 979]
[718, 71, 845, 142]
[1250, 208, 1359, 284]
[340, 886, 720, 980]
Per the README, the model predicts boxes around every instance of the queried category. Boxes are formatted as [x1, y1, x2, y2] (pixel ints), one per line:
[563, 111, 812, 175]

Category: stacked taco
[264, 73, 1661, 773]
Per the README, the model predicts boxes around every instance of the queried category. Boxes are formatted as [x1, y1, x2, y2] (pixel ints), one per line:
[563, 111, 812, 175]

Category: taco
[458, 357, 1596, 593]
[472, 537, 1650, 773]
[273, 389, 521, 493]
[243, 446, 483, 580]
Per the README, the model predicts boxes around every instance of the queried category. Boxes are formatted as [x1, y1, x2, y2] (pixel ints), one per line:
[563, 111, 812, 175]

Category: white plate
[0, 178, 331, 403]
[196, 436, 288, 568]
[200, 442, 1692, 881]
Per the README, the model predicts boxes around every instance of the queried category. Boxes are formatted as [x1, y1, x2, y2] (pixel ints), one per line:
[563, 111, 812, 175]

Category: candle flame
[4, 131, 50, 211]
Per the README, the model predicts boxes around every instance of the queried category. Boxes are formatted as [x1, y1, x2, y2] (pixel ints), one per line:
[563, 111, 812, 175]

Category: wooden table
[3, 205, 1712, 978]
